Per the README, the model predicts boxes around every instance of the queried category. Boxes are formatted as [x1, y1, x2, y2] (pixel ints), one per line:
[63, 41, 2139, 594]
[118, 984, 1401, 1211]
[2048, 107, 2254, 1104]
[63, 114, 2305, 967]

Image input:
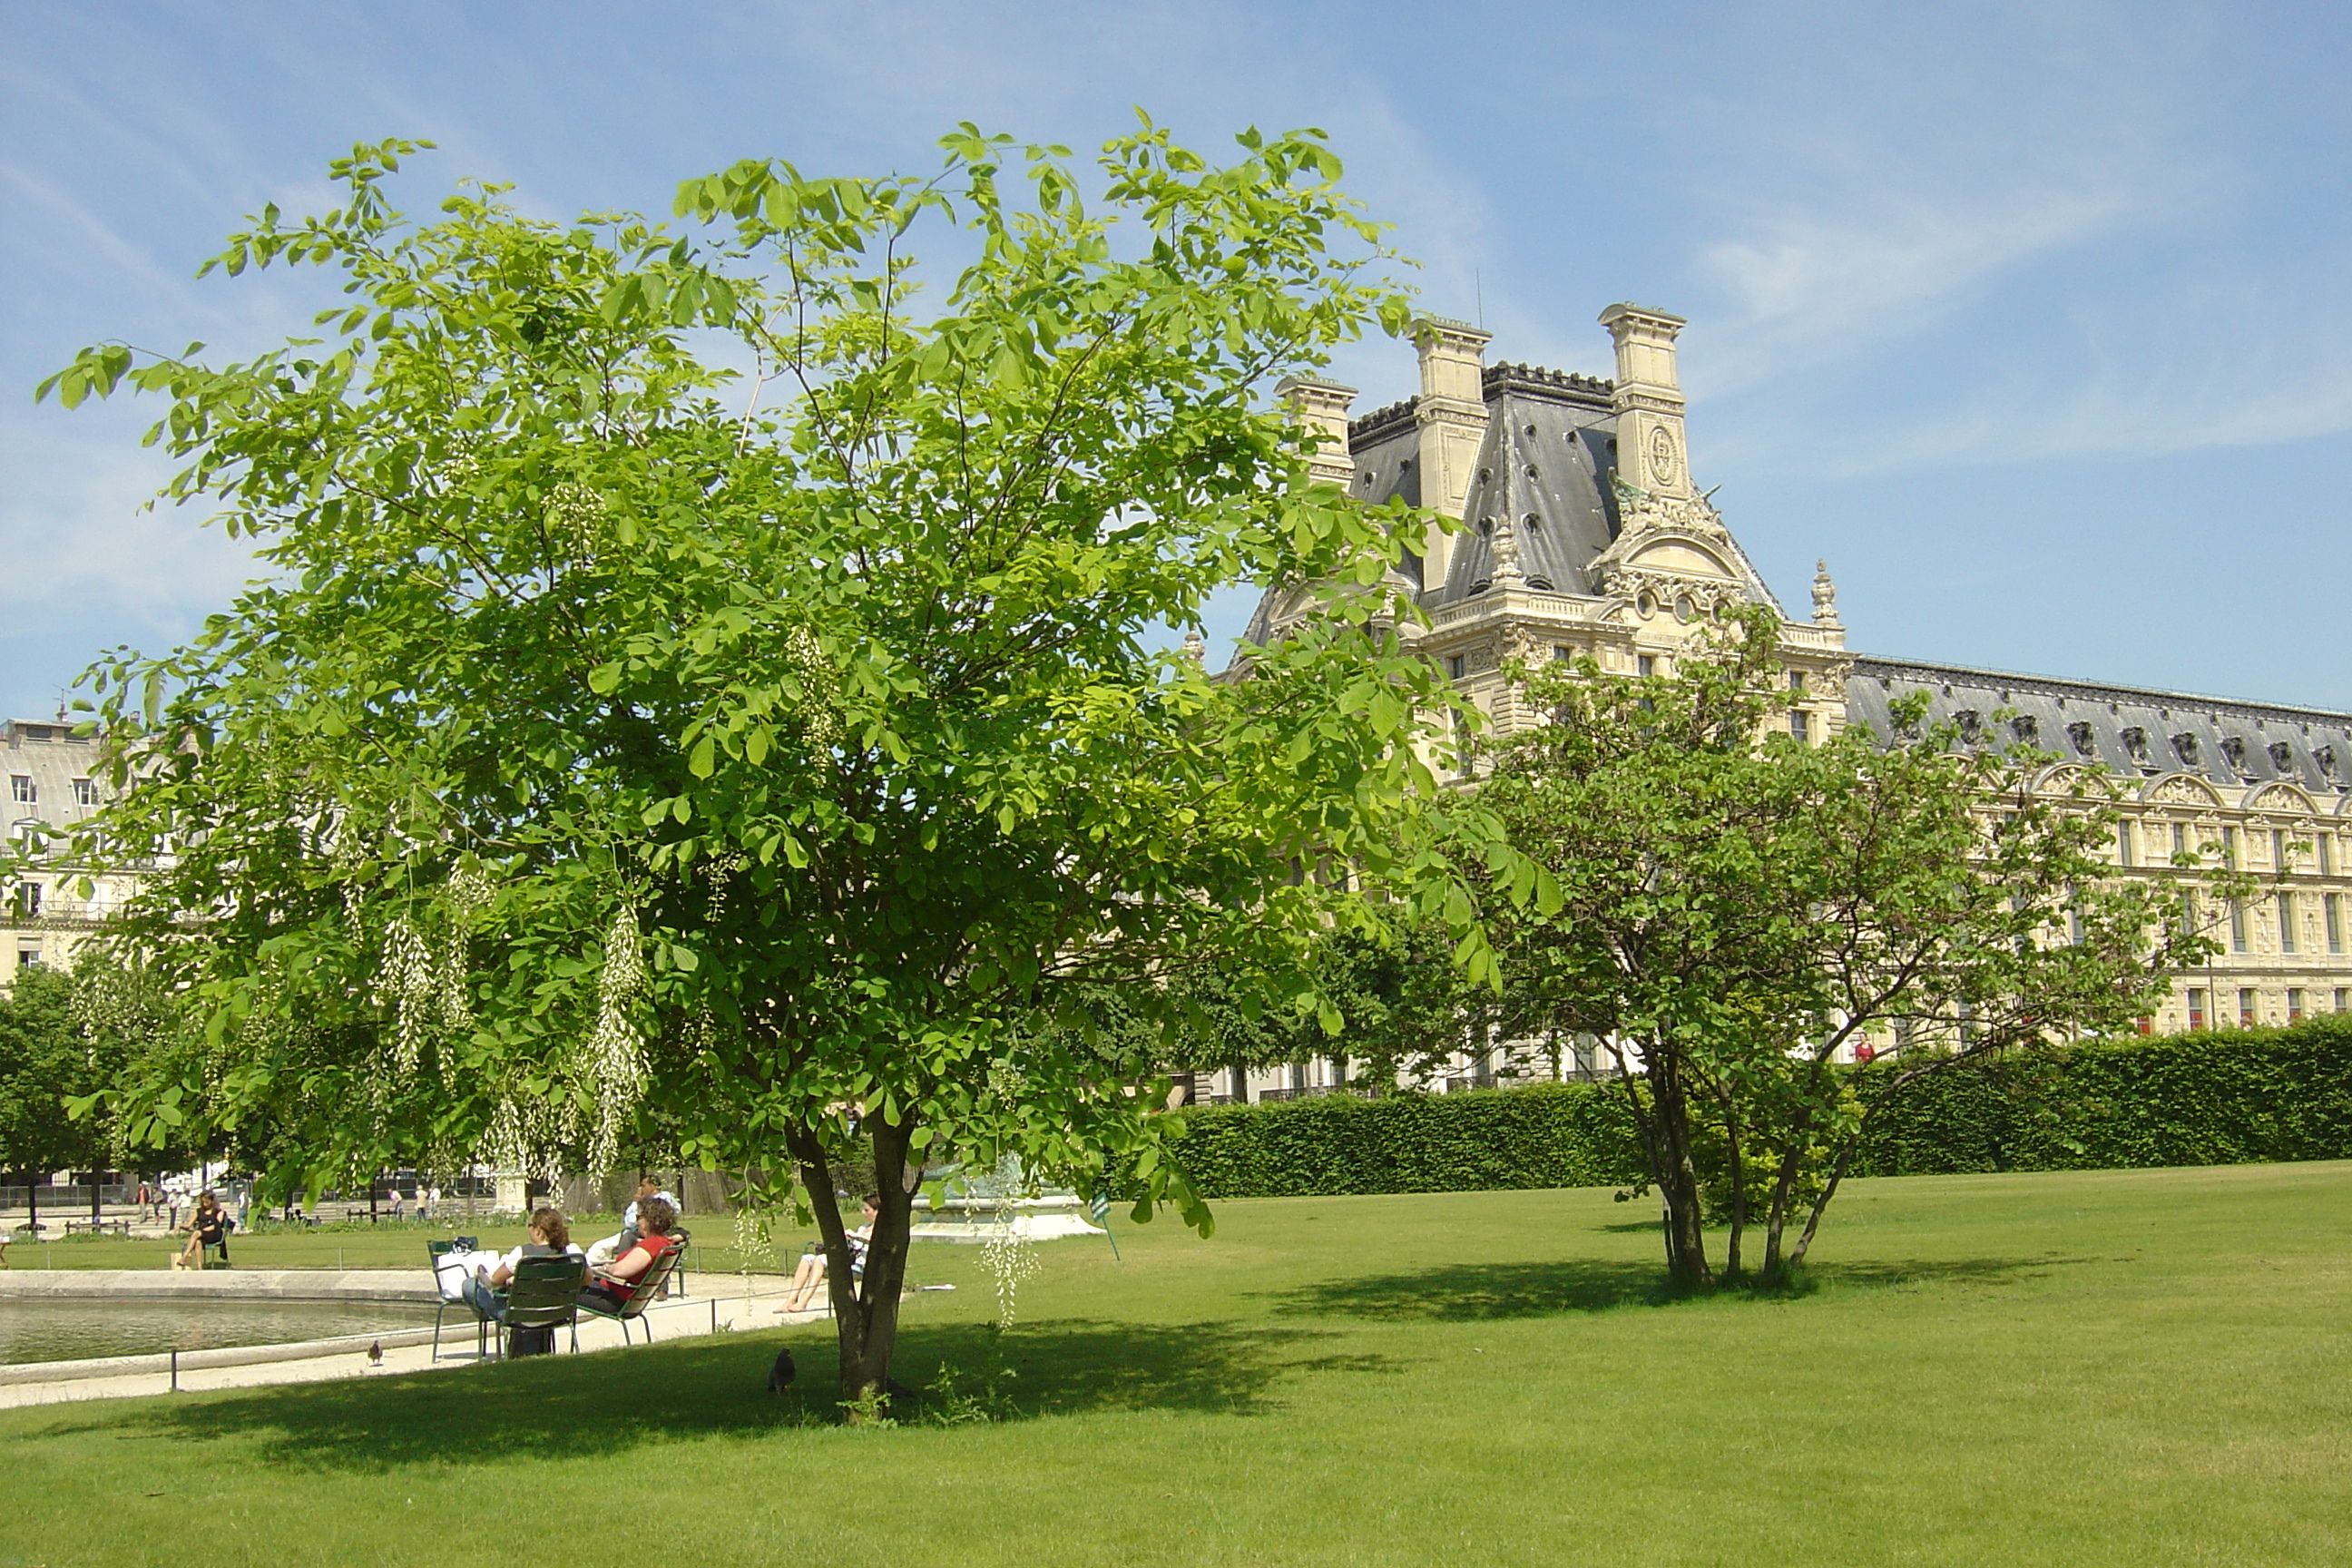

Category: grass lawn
[4, 1161, 2347, 1567]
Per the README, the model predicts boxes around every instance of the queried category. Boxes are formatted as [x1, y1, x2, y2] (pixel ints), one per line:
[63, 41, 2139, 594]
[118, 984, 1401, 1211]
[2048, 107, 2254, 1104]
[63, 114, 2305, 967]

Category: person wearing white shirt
[587, 1176, 681, 1265]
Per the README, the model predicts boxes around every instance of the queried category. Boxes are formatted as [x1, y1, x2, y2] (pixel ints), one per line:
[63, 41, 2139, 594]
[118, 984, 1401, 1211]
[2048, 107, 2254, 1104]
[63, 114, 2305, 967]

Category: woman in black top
[177, 1191, 229, 1269]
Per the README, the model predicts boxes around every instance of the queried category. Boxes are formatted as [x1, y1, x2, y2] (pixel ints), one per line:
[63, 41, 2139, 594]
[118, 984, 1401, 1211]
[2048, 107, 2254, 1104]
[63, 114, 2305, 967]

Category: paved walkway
[0, 1273, 838, 1410]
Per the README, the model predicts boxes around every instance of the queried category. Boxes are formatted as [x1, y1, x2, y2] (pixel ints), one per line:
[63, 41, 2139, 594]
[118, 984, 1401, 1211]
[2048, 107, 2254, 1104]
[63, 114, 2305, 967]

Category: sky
[3, 0, 2348, 720]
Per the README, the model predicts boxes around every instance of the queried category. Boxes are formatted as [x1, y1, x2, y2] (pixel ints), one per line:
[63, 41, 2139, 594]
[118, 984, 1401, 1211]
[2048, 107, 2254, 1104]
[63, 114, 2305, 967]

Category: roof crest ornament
[1811, 559, 1842, 630]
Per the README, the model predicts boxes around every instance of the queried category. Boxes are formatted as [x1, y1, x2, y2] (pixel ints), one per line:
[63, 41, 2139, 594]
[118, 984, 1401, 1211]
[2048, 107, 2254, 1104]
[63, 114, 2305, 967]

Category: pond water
[0, 1300, 441, 1366]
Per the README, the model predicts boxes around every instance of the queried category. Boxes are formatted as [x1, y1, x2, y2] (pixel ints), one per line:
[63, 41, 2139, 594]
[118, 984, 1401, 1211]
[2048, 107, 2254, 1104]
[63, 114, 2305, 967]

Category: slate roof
[1844, 658, 2352, 798]
[1430, 374, 1622, 603]
[1329, 362, 1625, 602]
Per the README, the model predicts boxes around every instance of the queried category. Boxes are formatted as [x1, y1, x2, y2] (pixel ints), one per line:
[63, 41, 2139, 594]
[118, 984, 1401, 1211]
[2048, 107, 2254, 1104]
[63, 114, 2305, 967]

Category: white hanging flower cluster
[377, 906, 474, 1083]
[730, 1204, 773, 1281]
[481, 1093, 570, 1185]
[981, 1204, 1042, 1328]
[579, 906, 651, 1172]
[446, 860, 496, 918]
[977, 1148, 1042, 1327]
[380, 916, 437, 1077]
[438, 436, 482, 485]
[544, 481, 608, 559]
[783, 625, 841, 748]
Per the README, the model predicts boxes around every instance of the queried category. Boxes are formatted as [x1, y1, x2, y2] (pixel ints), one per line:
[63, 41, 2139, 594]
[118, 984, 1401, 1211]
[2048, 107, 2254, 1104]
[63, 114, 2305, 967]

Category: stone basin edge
[0, 1324, 448, 1387]
[0, 1269, 438, 1303]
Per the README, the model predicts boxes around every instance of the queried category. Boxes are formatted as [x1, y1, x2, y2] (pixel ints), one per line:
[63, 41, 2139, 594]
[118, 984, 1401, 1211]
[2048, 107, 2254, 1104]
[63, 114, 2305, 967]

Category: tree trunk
[1784, 1133, 1864, 1274]
[1720, 1102, 1744, 1281]
[1644, 1052, 1711, 1291]
[789, 1115, 917, 1420]
[1760, 1138, 1805, 1279]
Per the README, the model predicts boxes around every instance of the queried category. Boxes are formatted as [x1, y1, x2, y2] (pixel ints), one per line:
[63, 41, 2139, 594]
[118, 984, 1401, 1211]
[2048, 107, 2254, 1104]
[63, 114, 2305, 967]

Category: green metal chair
[576, 1241, 682, 1346]
[501, 1254, 589, 1357]
[427, 1237, 485, 1362]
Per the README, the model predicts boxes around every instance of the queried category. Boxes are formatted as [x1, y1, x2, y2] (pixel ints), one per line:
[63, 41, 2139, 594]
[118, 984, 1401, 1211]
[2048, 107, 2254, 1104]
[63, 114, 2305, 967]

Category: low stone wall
[0, 1269, 436, 1304]
[0, 1326, 445, 1387]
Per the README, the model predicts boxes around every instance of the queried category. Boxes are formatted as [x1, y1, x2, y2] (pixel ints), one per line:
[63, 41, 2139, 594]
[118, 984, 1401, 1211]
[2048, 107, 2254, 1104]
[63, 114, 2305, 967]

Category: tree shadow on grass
[39, 1318, 1409, 1472]
[1266, 1254, 2099, 1322]
[1267, 1259, 1671, 1320]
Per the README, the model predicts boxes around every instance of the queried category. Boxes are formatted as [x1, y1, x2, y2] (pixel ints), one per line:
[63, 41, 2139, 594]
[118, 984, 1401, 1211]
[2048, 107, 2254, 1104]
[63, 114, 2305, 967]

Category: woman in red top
[578, 1196, 678, 1314]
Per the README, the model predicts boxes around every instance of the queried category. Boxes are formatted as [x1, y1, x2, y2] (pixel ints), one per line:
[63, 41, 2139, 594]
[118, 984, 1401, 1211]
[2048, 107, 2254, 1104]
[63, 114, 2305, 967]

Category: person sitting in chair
[462, 1208, 583, 1356]
[778, 1194, 877, 1315]
[577, 1197, 679, 1316]
[459, 1209, 582, 1320]
[585, 1175, 681, 1266]
[174, 1191, 230, 1269]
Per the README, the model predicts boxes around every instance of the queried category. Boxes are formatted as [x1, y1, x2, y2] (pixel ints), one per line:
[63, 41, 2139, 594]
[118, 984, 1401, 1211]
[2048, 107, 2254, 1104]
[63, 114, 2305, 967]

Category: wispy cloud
[1695, 182, 2143, 395]
[1656, 2, 2352, 475]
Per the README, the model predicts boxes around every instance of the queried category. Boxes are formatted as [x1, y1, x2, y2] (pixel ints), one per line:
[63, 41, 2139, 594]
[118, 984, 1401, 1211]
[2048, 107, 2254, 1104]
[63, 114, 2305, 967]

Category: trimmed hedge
[1849, 1013, 2352, 1176]
[1151, 1014, 2352, 1200]
[1149, 1082, 1644, 1200]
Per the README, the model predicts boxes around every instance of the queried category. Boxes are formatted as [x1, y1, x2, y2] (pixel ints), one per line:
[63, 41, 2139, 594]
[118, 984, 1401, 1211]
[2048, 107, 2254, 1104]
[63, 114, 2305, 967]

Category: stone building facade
[1215, 305, 2350, 1101]
[0, 716, 125, 990]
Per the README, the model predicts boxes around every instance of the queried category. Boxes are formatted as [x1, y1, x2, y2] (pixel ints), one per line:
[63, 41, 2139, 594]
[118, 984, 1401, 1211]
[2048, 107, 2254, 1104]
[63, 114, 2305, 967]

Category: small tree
[45, 124, 1534, 1400]
[1474, 609, 2231, 1288]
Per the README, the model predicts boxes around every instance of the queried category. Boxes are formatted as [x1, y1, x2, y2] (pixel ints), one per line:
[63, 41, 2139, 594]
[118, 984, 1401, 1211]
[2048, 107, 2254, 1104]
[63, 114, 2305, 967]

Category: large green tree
[0, 966, 86, 1229]
[0, 962, 157, 1226]
[44, 124, 1539, 1401]
[1470, 610, 2231, 1288]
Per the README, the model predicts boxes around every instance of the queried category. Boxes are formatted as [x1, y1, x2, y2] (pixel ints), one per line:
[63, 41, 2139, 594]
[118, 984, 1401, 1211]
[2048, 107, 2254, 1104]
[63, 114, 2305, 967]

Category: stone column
[1276, 377, 1358, 492]
[1412, 317, 1493, 591]
[1599, 303, 1693, 502]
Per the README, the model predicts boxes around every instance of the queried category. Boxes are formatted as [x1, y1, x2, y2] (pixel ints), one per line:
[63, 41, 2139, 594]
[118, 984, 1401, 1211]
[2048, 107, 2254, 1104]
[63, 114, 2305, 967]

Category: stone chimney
[1412, 317, 1492, 590]
[1275, 376, 1358, 491]
[1598, 303, 1692, 502]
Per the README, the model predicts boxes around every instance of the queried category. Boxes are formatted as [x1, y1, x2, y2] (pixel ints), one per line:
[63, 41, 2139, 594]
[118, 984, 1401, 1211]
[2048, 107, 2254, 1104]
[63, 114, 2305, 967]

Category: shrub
[1137, 1083, 1644, 1200]
[1145, 1015, 2352, 1200]
[1849, 1013, 2352, 1176]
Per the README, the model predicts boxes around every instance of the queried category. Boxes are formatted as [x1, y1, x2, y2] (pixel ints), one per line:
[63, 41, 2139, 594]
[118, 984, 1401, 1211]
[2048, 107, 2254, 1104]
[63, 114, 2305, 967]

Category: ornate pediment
[2030, 762, 2111, 797]
[2141, 773, 2224, 808]
[2245, 780, 2318, 816]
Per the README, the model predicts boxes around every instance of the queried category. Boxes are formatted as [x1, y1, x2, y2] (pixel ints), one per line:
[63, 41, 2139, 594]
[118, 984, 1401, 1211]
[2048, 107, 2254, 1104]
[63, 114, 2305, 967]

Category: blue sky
[4, 0, 2348, 719]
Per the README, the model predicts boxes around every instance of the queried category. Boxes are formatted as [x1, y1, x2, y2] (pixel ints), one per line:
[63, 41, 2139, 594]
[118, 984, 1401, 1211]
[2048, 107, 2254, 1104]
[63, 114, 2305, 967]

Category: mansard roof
[1845, 656, 2352, 799]
[1433, 392, 1621, 603]
[1337, 362, 1629, 604]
